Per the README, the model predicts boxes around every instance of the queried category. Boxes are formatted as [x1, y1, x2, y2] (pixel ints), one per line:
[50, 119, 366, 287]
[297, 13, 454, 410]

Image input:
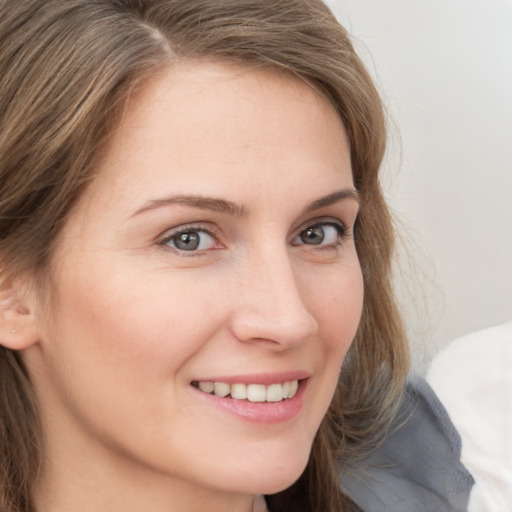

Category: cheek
[301, 261, 364, 409]
[35, 263, 231, 454]
[46, 264, 224, 391]
[296, 262, 363, 436]
[308, 263, 364, 353]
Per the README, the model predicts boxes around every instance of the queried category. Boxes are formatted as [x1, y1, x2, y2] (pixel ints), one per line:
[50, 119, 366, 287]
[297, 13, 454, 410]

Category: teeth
[247, 384, 266, 402]
[198, 381, 215, 393]
[195, 380, 300, 402]
[213, 382, 230, 397]
[230, 383, 247, 400]
[266, 383, 283, 402]
[288, 380, 299, 398]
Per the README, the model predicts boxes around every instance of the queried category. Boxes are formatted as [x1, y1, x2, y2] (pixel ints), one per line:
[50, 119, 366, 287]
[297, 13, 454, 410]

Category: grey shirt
[340, 377, 474, 511]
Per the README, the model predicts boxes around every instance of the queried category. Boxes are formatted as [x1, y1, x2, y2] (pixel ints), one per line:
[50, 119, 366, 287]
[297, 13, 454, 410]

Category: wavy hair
[0, 1, 409, 510]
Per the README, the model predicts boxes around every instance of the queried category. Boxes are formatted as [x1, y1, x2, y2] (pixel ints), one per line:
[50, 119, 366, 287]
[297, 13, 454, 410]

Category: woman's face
[26, 62, 363, 506]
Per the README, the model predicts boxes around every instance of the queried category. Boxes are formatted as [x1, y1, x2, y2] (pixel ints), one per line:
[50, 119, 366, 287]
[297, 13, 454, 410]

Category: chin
[218, 443, 312, 497]
[257, 464, 307, 496]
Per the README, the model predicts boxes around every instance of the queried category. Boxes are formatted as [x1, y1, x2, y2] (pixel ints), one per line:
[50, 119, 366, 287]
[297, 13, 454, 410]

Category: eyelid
[153, 216, 353, 254]
[291, 217, 350, 243]
[155, 222, 223, 252]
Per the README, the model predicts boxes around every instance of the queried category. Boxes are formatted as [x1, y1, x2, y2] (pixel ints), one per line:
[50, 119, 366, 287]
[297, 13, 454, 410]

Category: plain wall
[326, 0, 512, 357]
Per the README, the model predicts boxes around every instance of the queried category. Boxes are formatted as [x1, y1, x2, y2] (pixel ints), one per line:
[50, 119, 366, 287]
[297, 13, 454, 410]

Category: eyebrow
[303, 189, 360, 213]
[132, 188, 359, 218]
[132, 195, 249, 218]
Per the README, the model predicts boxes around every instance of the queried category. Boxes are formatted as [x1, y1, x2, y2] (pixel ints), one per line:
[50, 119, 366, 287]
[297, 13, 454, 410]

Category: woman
[0, 1, 471, 511]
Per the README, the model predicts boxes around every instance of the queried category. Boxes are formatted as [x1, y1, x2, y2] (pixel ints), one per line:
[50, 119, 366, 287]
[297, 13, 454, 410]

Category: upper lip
[191, 370, 310, 386]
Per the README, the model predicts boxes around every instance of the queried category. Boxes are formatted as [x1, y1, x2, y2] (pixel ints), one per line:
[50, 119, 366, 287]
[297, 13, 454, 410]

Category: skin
[19, 61, 363, 512]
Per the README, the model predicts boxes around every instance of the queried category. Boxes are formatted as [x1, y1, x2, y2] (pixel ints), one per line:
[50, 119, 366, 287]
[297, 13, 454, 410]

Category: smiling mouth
[191, 380, 300, 403]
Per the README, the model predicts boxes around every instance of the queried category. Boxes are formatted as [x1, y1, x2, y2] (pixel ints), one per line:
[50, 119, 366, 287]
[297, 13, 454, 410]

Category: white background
[326, 0, 512, 361]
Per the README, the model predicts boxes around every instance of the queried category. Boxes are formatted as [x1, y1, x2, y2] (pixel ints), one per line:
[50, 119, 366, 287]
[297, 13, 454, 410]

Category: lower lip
[192, 380, 308, 425]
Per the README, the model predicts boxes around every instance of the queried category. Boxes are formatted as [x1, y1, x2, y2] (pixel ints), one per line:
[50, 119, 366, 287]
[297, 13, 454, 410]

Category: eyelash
[156, 219, 350, 255]
[156, 223, 220, 255]
[291, 221, 349, 249]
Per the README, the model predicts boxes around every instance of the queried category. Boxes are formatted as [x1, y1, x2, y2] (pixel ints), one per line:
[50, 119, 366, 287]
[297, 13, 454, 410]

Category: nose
[228, 247, 318, 350]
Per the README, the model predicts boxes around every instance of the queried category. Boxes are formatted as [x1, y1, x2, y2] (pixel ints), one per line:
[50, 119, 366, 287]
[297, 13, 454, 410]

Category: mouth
[191, 379, 301, 403]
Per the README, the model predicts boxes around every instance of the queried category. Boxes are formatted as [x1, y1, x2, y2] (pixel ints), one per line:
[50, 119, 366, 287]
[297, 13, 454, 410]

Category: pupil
[301, 226, 324, 245]
[175, 232, 200, 250]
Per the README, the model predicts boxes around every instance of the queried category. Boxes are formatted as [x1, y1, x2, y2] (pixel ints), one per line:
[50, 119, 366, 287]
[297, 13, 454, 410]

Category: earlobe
[0, 281, 41, 350]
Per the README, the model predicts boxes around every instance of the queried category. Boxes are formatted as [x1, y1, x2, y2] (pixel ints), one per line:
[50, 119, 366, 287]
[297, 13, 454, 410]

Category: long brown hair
[0, 1, 409, 511]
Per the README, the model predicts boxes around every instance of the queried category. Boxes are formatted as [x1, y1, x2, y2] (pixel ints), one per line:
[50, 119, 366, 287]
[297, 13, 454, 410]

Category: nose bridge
[230, 241, 318, 346]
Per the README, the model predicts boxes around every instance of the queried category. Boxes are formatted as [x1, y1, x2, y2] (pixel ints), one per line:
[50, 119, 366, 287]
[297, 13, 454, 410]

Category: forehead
[75, 61, 352, 217]
[116, 61, 345, 149]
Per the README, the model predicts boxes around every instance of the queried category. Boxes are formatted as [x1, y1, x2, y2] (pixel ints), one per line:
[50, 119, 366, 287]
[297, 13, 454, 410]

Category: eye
[160, 228, 217, 252]
[293, 222, 346, 247]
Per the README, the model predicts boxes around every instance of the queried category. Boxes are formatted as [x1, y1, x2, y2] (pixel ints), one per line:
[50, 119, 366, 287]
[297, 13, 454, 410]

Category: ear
[0, 279, 41, 350]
